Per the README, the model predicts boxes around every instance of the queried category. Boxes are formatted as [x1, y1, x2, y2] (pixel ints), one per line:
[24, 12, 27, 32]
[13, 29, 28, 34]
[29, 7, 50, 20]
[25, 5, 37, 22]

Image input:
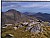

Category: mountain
[2, 9, 21, 24]
[23, 12, 50, 22]
[2, 9, 50, 26]
[2, 9, 36, 25]
[23, 12, 35, 15]
[33, 12, 50, 22]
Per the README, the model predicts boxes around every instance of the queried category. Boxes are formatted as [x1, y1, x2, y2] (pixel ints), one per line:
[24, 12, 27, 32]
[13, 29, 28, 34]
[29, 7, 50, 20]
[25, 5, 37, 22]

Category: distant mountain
[2, 9, 50, 26]
[2, 9, 21, 23]
[24, 12, 50, 22]
[33, 12, 50, 22]
[23, 12, 35, 15]
[2, 9, 36, 25]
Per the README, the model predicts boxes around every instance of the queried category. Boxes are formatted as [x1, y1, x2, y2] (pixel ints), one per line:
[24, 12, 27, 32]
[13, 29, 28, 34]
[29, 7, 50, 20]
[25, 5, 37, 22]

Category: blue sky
[2, 2, 50, 13]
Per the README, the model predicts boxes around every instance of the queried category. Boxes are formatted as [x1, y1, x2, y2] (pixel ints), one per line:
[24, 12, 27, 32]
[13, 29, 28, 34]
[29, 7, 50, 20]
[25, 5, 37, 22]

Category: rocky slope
[2, 9, 37, 26]
[2, 9, 50, 38]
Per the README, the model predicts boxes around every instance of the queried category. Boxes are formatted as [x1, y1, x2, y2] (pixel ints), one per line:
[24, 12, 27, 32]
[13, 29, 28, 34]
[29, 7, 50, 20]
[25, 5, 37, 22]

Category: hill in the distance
[2, 9, 36, 25]
[33, 12, 50, 22]
[23, 12, 50, 22]
[2, 9, 50, 26]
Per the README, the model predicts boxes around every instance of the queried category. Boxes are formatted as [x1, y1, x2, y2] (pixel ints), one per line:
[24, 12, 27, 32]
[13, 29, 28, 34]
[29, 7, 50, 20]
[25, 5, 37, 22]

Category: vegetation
[2, 23, 50, 38]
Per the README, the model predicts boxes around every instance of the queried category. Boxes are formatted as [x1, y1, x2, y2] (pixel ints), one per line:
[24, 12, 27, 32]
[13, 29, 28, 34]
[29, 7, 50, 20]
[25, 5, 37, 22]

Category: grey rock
[30, 24, 43, 33]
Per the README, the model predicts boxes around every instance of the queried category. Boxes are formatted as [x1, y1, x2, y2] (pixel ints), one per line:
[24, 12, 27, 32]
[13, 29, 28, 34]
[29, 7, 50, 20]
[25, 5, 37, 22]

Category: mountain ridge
[2, 9, 36, 25]
[23, 12, 50, 22]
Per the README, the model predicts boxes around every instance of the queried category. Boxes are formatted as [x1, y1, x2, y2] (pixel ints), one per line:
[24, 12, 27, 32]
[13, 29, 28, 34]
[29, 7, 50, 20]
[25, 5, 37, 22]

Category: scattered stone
[48, 23, 50, 26]
[13, 27, 17, 30]
[22, 22, 28, 25]
[18, 25, 23, 28]
[5, 24, 12, 26]
[26, 26, 33, 31]
[5, 34, 14, 38]
[30, 24, 43, 34]
[9, 34, 14, 36]
[2, 27, 7, 29]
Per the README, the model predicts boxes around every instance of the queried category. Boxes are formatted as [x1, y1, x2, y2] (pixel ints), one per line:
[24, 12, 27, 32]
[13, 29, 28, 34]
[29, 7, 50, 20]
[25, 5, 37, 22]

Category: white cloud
[2, 2, 50, 8]
[22, 3, 50, 9]
[21, 4, 40, 8]
[21, 4, 44, 8]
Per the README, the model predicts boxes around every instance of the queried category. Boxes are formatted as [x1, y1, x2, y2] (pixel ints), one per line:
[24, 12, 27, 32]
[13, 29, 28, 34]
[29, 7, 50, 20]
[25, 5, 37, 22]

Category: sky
[2, 0, 50, 1]
[2, 2, 50, 13]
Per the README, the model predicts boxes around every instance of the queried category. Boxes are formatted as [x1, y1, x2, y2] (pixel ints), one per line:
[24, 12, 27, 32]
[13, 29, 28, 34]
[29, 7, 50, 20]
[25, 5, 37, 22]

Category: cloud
[22, 4, 42, 8]
[2, 2, 50, 8]
[23, 3, 50, 8]
[2, 2, 50, 13]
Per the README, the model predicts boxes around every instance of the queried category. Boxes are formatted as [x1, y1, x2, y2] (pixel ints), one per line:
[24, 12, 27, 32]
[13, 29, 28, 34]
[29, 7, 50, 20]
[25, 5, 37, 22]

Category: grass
[2, 23, 50, 38]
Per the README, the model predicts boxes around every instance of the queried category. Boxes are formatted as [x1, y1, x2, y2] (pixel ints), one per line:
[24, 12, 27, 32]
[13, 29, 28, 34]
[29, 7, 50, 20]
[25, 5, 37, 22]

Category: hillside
[33, 12, 50, 22]
[2, 9, 37, 26]
[2, 9, 50, 38]
[2, 24, 50, 38]
[24, 12, 50, 22]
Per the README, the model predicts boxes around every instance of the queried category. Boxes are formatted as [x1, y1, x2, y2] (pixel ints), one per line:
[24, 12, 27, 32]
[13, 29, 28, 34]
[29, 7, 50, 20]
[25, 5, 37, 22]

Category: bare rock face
[30, 24, 43, 33]
[25, 26, 33, 31]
